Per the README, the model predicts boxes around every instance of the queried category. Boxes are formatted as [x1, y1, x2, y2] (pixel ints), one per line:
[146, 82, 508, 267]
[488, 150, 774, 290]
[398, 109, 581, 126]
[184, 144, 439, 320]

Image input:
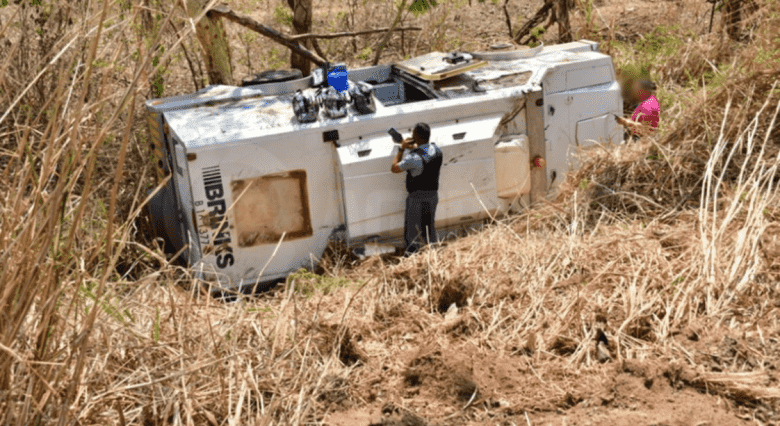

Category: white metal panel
[566, 81, 623, 122]
[438, 151, 498, 226]
[173, 143, 201, 265]
[541, 40, 599, 54]
[338, 115, 502, 240]
[542, 91, 572, 194]
[495, 136, 531, 198]
[576, 114, 621, 148]
[544, 69, 567, 94]
[544, 81, 623, 195]
[339, 132, 405, 239]
[566, 65, 613, 91]
[540, 53, 615, 95]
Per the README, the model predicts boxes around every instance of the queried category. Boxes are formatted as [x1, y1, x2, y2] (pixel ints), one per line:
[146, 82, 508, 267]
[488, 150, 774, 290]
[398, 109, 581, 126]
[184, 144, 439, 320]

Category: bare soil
[326, 344, 758, 426]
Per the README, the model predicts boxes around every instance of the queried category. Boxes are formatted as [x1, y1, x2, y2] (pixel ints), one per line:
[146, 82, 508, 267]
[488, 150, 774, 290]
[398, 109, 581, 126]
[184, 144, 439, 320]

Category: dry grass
[2, 0, 780, 425]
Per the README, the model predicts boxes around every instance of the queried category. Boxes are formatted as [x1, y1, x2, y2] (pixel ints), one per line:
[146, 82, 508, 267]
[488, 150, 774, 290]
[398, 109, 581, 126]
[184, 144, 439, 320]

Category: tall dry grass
[1, 0, 780, 424]
[0, 1, 207, 423]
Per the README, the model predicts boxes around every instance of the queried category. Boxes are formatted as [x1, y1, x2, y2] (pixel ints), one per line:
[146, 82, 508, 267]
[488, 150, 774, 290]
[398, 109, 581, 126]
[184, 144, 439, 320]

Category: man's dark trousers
[404, 190, 438, 255]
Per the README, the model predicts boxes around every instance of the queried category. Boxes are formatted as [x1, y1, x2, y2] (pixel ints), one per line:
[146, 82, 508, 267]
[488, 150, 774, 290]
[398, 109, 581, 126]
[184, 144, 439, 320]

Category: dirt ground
[322, 338, 759, 426]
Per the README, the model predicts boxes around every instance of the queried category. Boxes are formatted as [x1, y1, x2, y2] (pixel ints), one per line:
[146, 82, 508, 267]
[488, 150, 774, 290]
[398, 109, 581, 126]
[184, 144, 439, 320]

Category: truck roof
[150, 40, 610, 149]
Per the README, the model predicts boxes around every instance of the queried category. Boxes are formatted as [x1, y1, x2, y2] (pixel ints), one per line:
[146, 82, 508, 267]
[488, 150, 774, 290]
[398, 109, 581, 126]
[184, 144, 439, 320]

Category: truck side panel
[337, 114, 503, 242]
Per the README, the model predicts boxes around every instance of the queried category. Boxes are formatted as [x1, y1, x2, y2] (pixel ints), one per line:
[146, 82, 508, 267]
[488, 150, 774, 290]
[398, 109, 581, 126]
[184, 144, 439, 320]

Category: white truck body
[145, 40, 622, 289]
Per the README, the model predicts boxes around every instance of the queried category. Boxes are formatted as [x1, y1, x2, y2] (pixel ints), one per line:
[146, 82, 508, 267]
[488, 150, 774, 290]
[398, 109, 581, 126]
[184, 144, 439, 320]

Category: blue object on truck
[327, 64, 349, 92]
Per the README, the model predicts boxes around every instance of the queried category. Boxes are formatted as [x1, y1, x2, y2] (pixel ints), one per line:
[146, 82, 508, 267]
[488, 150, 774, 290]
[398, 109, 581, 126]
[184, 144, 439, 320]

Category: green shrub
[274, 4, 293, 27]
[286, 269, 356, 297]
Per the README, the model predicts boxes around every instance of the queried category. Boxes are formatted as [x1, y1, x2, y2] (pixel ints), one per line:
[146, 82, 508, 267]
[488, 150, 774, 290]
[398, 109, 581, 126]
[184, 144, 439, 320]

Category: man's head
[412, 122, 431, 146]
[632, 78, 656, 102]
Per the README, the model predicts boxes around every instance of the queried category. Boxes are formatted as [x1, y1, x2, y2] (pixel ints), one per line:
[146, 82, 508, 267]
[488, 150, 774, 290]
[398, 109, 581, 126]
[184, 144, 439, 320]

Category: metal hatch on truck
[336, 114, 503, 242]
[576, 114, 622, 148]
[396, 52, 488, 81]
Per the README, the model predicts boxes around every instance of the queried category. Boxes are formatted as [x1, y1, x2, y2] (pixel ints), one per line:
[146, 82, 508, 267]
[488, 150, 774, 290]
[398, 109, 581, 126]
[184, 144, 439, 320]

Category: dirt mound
[329, 348, 764, 425]
[528, 359, 759, 425]
[403, 344, 480, 405]
[401, 342, 567, 411]
[326, 404, 437, 426]
[434, 279, 473, 314]
[531, 372, 751, 426]
[308, 322, 367, 366]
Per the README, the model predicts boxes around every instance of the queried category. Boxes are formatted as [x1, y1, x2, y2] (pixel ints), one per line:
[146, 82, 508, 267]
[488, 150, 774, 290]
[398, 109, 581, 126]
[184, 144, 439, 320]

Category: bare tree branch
[311, 38, 328, 62]
[503, 0, 514, 39]
[209, 5, 327, 67]
[513, 0, 554, 43]
[290, 26, 421, 41]
[167, 19, 203, 91]
[372, 0, 408, 65]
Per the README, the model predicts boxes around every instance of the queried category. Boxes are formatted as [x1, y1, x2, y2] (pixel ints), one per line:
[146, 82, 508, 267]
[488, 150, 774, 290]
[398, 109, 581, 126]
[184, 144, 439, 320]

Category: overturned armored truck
[145, 39, 622, 289]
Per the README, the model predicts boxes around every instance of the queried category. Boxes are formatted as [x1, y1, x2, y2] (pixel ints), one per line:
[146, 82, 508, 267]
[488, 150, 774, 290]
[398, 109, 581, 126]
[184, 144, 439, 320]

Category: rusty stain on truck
[231, 170, 313, 247]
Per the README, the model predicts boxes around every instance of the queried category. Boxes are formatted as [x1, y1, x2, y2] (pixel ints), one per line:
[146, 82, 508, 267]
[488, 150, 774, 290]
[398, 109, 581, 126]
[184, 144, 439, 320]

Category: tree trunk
[723, 0, 742, 41]
[288, 0, 314, 76]
[556, 0, 572, 42]
[187, 0, 233, 85]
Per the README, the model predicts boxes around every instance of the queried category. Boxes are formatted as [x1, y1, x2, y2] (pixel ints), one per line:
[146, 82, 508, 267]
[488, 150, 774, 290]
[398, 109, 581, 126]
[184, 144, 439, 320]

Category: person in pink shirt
[616, 78, 660, 140]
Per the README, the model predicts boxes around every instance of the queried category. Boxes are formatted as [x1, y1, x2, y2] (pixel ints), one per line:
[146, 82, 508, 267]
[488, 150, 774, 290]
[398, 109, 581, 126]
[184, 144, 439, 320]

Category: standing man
[390, 123, 443, 255]
[616, 78, 660, 140]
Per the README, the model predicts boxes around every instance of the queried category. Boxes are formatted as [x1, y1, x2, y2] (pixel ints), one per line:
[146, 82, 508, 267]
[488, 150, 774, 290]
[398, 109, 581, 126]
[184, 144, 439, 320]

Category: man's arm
[391, 138, 414, 173]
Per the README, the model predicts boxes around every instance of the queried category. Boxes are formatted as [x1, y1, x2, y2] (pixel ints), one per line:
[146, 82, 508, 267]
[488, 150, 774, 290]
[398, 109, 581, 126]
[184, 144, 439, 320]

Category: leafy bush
[274, 4, 293, 27]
